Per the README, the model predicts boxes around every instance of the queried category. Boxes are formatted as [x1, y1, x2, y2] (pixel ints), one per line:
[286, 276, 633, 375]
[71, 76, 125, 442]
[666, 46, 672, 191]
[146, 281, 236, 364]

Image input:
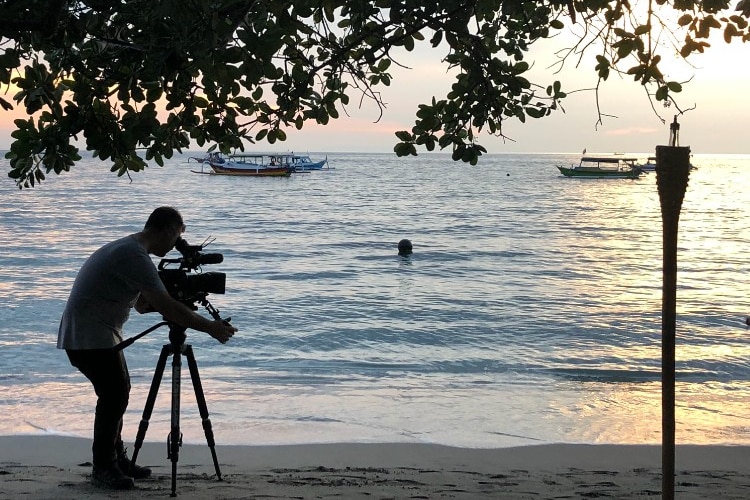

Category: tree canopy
[1, 0, 748, 187]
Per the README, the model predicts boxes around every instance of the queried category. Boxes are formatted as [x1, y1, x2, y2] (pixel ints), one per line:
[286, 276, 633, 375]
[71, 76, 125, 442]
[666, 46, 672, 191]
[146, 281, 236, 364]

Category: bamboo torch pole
[654, 116, 691, 500]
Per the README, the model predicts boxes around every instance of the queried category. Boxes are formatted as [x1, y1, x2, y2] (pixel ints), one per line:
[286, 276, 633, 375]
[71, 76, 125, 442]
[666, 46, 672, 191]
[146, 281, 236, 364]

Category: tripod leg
[185, 345, 222, 480]
[131, 344, 171, 473]
[168, 347, 183, 497]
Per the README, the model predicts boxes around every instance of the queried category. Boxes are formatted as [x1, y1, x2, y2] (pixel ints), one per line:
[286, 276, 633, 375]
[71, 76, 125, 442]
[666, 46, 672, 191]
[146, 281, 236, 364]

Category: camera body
[158, 237, 226, 306]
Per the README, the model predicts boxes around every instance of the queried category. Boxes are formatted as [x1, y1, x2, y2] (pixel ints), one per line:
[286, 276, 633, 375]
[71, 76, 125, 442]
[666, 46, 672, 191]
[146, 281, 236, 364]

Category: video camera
[158, 236, 226, 307]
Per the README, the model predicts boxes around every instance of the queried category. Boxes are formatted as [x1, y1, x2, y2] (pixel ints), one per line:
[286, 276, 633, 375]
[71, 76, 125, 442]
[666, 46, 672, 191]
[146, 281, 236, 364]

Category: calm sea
[1, 151, 749, 448]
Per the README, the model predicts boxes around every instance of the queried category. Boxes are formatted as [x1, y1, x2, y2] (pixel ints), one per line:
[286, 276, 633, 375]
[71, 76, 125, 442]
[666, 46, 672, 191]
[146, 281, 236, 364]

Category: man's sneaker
[91, 464, 135, 490]
[117, 448, 152, 479]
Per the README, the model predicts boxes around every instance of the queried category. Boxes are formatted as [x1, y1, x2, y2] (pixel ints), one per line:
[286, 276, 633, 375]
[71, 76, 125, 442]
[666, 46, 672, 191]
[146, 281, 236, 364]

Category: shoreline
[2, 436, 750, 499]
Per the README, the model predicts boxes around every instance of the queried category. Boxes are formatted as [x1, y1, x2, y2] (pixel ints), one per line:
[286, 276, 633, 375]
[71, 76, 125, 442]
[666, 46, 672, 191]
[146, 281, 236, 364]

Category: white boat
[269, 153, 329, 171]
[640, 157, 657, 171]
[189, 152, 225, 165]
[638, 156, 697, 172]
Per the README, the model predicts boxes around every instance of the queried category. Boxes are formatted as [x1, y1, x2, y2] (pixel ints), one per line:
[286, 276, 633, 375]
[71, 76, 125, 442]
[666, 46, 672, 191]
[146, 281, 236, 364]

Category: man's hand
[207, 319, 237, 344]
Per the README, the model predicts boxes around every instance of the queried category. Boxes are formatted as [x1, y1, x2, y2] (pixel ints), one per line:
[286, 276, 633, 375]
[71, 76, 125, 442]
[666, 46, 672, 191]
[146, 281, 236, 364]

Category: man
[57, 206, 237, 490]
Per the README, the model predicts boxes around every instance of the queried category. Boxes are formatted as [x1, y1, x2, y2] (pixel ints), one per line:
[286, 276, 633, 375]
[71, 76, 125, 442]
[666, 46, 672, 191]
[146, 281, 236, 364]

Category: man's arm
[138, 288, 236, 343]
[134, 294, 154, 314]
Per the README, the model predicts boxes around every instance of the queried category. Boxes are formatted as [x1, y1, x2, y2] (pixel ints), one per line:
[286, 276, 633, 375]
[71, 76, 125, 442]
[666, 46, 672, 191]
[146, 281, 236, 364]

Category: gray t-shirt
[57, 235, 167, 350]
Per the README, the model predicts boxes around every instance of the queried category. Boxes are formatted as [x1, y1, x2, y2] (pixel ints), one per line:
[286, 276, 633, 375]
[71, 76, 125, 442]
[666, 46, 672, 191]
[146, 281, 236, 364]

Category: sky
[276, 31, 749, 156]
[0, 16, 748, 156]
[280, 24, 750, 156]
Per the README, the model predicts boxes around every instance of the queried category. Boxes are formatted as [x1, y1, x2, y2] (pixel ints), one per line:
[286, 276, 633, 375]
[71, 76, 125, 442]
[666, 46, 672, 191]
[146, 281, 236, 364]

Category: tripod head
[167, 322, 188, 347]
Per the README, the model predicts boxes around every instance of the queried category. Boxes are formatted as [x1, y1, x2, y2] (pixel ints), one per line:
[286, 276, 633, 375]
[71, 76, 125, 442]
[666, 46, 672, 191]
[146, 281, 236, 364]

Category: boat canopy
[580, 156, 639, 163]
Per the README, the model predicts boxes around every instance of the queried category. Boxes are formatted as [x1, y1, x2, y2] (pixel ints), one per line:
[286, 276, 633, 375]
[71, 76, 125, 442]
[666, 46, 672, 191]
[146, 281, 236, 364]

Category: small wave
[296, 415, 343, 423]
[486, 430, 544, 442]
[545, 367, 732, 383]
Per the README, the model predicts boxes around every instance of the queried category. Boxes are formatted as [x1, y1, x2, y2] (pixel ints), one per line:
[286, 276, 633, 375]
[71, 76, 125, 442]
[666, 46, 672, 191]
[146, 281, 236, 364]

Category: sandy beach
[1, 436, 749, 499]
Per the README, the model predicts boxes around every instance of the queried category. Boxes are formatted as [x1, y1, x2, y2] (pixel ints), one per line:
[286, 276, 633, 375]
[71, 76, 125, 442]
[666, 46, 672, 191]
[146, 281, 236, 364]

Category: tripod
[128, 322, 222, 497]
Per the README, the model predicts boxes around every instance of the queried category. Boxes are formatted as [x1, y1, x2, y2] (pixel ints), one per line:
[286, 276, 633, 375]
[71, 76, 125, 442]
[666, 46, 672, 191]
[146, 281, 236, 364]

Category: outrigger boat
[190, 153, 293, 177]
[189, 151, 224, 165]
[639, 156, 657, 171]
[557, 156, 643, 179]
[638, 156, 697, 172]
[269, 153, 329, 171]
[189, 151, 328, 175]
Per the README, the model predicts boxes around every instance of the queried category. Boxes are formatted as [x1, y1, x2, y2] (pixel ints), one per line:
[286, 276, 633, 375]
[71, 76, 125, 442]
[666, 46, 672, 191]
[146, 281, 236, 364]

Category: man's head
[145, 206, 183, 231]
[144, 207, 185, 257]
[397, 238, 413, 256]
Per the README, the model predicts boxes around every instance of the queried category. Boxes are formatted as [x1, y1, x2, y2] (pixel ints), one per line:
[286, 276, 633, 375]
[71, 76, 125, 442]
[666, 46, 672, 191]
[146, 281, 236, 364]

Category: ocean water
[1, 151, 749, 449]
